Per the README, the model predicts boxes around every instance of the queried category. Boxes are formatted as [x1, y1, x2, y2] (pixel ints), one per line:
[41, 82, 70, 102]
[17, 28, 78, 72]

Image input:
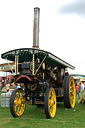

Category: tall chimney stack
[33, 7, 40, 49]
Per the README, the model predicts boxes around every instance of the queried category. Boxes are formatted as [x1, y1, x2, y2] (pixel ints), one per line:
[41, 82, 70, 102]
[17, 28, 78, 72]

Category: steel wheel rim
[69, 77, 76, 108]
[49, 89, 56, 118]
[14, 89, 26, 116]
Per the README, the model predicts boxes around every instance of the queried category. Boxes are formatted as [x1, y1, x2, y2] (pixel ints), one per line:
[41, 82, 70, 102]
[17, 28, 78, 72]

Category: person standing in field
[81, 81, 85, 98]
[76, 83, 80, 99]
[77, 79, 81, 87]
[6, 81, 10, 92]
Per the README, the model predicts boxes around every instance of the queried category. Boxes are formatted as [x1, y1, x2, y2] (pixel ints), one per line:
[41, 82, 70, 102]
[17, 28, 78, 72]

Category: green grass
[0, 91, 85, 128]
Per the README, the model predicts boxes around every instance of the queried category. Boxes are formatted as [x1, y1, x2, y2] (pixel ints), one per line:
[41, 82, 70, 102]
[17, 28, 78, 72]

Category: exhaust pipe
[33, 7, 40, 49]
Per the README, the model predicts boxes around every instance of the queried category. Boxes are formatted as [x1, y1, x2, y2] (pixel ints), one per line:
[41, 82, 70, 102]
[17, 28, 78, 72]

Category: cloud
[58, 0, 85, 17]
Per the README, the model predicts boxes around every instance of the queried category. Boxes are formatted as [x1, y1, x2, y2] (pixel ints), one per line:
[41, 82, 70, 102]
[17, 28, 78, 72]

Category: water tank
[1, 92, 11, 107]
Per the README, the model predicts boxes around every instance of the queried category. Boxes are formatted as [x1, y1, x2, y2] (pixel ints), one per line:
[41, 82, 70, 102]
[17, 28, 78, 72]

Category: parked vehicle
[0, 7, 75, 119]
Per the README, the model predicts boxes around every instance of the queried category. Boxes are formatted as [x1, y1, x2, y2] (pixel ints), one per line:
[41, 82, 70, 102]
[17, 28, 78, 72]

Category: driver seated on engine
[35, 58, 40, 69]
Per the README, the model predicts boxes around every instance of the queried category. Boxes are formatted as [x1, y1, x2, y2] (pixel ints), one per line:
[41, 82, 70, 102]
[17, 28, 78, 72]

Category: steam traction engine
[0, 8, 75, 118]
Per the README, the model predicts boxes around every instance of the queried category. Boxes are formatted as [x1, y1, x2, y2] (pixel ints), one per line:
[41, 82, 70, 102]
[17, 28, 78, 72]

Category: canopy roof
[1, 48, 75, 70]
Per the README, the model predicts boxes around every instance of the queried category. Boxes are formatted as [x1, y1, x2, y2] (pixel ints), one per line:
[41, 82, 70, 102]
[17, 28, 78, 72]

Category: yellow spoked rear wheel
[63, 76, 76, 108]
[44, 87, 56, 118]
[69, 77, 76, 108]
[10, 88, 26, 117]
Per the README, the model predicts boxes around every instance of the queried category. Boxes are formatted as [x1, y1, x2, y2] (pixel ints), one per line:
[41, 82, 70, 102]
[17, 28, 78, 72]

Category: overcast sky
[0, 0, 85, 76]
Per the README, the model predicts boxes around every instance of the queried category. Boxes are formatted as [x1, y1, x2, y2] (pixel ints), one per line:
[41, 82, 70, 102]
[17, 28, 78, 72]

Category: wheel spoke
[14, 99, 19, 107]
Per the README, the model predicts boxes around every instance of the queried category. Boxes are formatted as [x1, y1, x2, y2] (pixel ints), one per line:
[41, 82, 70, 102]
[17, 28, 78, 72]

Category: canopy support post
[15, 55, 18, 75]
[5, 58, 13, 74]
[35, 56, 46, 75]
[32, 54, 35, 75]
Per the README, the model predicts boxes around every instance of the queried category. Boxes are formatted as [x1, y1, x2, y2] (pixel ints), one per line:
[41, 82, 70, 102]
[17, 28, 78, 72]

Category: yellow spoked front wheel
[44, 87, 56, 118]
[10, 88, 26, 117]
[63, 76, 76, 108]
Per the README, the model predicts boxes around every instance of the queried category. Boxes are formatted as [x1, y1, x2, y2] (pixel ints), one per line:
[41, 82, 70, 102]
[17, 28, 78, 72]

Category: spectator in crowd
[17, 84, 21, 88]
[77, 79, 81, 87]
[6, 82, 10, 92]
[76, 83, 80, 99]
[81, 81, 85, 98]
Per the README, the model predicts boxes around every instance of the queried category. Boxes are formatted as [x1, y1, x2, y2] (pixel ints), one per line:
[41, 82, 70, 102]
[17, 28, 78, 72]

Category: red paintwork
[16, 75, 32, 83]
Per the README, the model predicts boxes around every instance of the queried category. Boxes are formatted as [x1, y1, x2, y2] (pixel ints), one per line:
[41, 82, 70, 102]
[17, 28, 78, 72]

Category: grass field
[0, 91, 85, 128]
